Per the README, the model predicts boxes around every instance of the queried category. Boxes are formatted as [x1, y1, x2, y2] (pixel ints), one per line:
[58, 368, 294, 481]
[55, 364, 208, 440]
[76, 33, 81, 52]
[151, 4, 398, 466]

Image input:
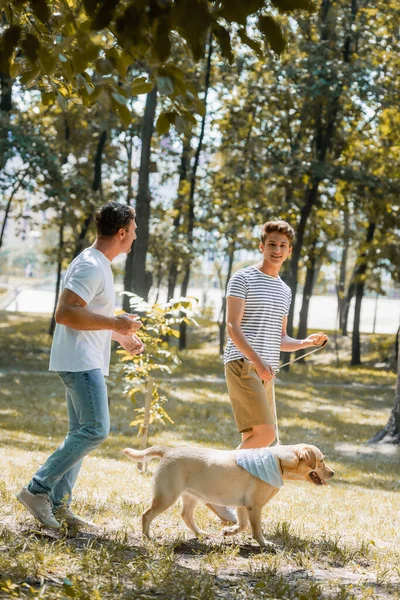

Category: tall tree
[123, 86, 158, 307]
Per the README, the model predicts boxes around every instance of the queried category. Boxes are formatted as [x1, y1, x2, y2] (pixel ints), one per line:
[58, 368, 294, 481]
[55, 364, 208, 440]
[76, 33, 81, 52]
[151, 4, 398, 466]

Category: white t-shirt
[224, 266, 292, 370]
[49, 248, 115, 376]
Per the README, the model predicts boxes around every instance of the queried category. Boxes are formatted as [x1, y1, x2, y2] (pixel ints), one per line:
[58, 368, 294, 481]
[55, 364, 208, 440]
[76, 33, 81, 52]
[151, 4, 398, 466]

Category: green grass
[0, 311, 399, 599]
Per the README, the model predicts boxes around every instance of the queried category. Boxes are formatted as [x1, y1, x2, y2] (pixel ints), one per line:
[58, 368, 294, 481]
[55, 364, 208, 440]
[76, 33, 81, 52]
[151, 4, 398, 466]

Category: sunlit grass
[0, 312, 399, 599]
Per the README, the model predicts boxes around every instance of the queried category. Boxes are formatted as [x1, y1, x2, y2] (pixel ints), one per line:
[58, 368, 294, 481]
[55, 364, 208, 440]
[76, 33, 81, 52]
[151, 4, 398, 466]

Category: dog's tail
[123, 446, 166, 463]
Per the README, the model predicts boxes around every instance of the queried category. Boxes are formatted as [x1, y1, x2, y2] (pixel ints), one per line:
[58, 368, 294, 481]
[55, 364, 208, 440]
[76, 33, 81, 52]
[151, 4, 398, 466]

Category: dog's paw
[223, 526, 239, 537]
[259, 541, 277, 554]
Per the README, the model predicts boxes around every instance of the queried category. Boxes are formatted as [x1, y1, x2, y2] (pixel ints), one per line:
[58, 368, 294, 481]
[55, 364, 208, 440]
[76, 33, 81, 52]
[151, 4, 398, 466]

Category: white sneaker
[16, 486, 61, 529]
[206, 503, 237, 524]
[53, 507, 97, 529]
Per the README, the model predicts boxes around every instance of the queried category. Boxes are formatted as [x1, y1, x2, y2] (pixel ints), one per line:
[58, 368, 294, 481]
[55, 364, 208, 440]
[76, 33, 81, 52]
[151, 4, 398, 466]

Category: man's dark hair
[260, 220, 295, 245]
[95, 202, 136, 237]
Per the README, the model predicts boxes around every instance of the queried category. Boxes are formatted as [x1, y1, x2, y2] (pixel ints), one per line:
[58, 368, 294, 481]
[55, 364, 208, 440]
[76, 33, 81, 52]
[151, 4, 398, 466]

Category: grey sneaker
[16, 486, 61, 529]
[53, 507, 97, 529]
[205, 503, 237, 524]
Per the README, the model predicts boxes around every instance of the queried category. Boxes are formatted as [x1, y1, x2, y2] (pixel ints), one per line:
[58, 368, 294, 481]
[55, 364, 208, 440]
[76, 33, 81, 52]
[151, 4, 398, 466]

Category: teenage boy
[225, 220, 328, 449]
[16, 202, 144, 529]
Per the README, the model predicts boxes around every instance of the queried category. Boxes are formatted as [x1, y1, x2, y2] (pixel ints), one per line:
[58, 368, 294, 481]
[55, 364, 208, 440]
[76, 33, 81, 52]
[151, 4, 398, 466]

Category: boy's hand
[254, 359, 275, 382]
[304, 332, 328, 347]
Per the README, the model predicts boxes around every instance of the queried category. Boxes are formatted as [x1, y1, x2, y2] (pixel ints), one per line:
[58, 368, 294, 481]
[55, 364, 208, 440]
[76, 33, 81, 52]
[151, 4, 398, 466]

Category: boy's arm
[280, 315, 328, 351]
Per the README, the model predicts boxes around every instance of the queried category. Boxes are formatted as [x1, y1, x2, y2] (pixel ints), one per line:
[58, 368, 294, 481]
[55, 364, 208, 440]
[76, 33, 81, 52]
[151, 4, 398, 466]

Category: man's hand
[118, 333, 145, 356]
[304, 332, 328, 348]
[113, 313, 143, 335]
[254, 359, 275, 382]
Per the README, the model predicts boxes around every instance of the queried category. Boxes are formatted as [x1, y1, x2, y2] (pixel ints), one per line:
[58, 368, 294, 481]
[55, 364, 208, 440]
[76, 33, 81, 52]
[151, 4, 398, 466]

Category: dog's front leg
[246, 506, 276, 551]
[223, 506, 248, 538]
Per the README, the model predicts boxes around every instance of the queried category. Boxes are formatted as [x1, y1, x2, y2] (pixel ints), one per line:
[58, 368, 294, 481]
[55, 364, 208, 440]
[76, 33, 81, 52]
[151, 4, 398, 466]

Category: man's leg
[18, 369, 109, 526]
[50, 386, 83, 509]
[30, 369, 109, 498]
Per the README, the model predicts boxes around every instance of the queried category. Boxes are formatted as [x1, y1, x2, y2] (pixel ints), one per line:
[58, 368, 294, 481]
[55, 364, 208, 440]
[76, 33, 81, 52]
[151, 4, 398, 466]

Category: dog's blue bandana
[236, 448, 283, 488]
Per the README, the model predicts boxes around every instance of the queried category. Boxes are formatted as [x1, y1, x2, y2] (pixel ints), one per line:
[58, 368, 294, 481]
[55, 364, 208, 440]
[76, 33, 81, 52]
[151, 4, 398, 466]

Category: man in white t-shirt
[225, 220, 328, 450]
[16, 202, 144, 529]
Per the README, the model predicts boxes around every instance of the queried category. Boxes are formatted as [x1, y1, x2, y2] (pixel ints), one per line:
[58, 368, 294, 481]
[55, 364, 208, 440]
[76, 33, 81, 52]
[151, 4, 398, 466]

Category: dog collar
[236, 447, 284, 488]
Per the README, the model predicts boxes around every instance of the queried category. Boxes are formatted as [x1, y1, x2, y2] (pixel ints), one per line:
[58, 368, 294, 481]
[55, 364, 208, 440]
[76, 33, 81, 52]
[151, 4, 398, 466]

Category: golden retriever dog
[124, 443, 334, 549]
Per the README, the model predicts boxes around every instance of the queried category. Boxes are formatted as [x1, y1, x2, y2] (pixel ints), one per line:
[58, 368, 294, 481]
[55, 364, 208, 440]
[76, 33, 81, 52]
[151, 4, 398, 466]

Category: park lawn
[0, 312, 399, 599]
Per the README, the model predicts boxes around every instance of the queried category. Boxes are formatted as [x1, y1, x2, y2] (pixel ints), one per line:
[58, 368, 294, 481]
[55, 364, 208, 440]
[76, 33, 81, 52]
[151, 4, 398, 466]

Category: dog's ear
[295, 446, 316, 469]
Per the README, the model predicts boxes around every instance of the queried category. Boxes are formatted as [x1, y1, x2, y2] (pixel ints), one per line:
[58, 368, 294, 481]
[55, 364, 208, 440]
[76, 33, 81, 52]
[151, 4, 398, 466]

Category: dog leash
[270, 340, 328, 445]
[277, 339, 328, 373]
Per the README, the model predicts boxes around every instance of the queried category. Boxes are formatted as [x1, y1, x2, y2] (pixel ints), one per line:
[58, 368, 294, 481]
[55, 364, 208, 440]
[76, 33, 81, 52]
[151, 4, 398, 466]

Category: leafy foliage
[118, 293, 198, 431]
[0, 0, 317, 128]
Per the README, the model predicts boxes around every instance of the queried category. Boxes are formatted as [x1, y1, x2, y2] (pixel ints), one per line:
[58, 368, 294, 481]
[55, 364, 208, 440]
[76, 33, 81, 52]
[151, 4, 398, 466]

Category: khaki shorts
[225, 359, 276, 433]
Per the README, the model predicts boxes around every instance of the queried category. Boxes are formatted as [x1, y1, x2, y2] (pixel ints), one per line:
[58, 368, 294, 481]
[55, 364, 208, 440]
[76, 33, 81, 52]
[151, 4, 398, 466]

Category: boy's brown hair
[260, 220, 295, 245]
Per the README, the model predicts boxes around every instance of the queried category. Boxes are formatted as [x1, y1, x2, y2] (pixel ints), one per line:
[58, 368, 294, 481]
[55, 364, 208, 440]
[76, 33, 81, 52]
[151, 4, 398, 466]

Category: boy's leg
[239, 424, 276, 449]
[225, 360, 276, 448]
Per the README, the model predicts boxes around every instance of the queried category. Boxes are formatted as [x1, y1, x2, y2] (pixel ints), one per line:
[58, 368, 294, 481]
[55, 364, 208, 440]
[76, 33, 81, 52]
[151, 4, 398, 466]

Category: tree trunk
[179, 32, 213, 349]
[167, 136, 191, 300]
[218, 243, 235, 355]
[296, 241, 319, 360]
[126, 130, 134, 205]
[0, 73, 12, 113]
[0, 173, 28, 248]
[341, 275, 355, 336]
[337, 207, 350, 331]
[49, 207, 65, 336]
[283, 0, 358, 367]
[73, 129, 107, 258]
[368, 328, 400, 444]
[123, 86, 158, 308]
[351, 221, 376, 365]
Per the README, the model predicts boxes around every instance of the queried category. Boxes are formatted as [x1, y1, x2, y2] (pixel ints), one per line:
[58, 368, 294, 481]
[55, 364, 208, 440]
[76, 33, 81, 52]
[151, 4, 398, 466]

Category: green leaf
[38, 48, 57, 74]
[156, 75, 174, 95]
[115, 102, 133, 127]
[0, 26, 21, 71]
[219, 0, 265, 24]
[156, 112, 171, 135]
[41, 91, 55, 105]
[9, 61, 20, 78]
[213, 23, 234, 63]
[258, 15, 286, 54]
[271, 0, 316, 13]
[20, 66, 41, 85]
[172, 0, 211, 61]
[21, 33, 40, 63]
[154, 17, 172, 61]
[57, 92, 68, 111]
[30, 0, 51, 22]
[111, 91, 127, 105]
[132, 77, 155, 95]
[238, 29, 263, 58]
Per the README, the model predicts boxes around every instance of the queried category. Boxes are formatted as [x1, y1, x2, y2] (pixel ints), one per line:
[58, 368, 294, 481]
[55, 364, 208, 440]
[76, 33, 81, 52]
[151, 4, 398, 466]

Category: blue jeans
[28, 369, 110, 508]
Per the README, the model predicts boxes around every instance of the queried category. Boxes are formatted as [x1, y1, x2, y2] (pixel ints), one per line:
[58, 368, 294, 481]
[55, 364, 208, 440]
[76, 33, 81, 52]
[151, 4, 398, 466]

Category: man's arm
[226, 296, 275, 381]
[112, 331, 145, 355]
[55, 289, 142, 335]
[280, 315, 328, 351]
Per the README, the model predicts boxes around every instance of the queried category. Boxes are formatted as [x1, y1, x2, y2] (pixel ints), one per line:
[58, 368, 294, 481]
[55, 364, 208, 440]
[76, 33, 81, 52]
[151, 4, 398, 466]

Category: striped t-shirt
[224, 266, 292, 370]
